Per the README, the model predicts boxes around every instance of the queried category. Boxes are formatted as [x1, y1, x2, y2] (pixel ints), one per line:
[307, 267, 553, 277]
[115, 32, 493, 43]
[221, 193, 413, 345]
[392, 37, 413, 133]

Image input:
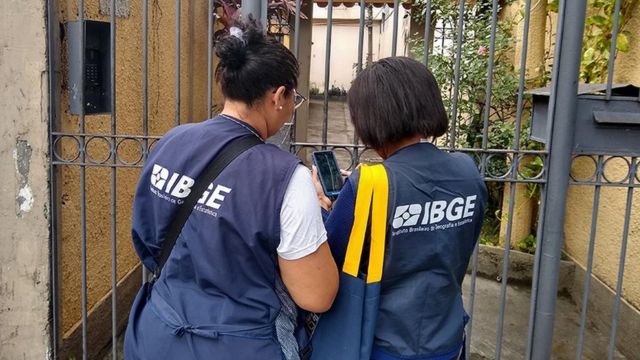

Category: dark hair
[215, 17, 299, 106]
[347, 57, 448, 149]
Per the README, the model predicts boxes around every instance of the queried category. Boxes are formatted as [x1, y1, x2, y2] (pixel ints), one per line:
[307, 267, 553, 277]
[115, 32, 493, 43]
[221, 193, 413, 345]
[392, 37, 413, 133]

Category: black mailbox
[527, 84, 640, 154]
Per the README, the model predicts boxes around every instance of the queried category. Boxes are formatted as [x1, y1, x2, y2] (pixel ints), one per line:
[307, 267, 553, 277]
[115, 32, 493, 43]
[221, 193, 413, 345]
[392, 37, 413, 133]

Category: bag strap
[154, 135, 263, 278]
[342, 164, 389, 283]
[367, 164, 389, 283]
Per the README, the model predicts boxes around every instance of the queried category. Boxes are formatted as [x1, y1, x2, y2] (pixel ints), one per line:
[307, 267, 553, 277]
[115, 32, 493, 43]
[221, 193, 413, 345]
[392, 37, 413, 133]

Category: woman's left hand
[312, 165, 334, 211]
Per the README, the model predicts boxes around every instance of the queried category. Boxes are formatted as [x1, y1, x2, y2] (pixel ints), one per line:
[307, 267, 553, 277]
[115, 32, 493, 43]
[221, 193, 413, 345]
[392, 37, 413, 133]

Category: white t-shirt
[277, 165, 328, 260]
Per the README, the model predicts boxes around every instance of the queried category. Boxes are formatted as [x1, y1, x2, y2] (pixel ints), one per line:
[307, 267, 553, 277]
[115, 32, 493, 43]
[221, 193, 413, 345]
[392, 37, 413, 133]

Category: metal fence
[46, 0, 639, 359]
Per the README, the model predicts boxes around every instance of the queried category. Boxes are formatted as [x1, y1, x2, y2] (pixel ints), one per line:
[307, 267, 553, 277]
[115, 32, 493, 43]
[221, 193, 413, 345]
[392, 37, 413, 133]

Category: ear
[273, 86, 287, 110]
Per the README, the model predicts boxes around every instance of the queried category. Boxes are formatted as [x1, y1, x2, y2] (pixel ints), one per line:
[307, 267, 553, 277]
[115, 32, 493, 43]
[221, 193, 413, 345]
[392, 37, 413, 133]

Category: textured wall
[56, 0, 211, 334]
[0, 0, 51, 358]
[563, 5, 640, 310]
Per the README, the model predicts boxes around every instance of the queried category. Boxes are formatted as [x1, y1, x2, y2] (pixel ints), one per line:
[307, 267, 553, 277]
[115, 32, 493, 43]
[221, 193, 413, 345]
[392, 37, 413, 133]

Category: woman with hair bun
[124, 17, 338, 360]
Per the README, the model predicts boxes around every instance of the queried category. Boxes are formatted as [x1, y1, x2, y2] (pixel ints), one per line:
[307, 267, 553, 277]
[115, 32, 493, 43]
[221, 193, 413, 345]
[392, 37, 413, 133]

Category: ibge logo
[392, 204, 422, 229]
[150, 164, 232, 215]
[392, 195, 478, 231]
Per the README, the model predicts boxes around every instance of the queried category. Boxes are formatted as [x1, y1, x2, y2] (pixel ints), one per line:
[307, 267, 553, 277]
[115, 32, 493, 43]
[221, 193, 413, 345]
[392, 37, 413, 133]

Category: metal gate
[46, 0, 639, 359]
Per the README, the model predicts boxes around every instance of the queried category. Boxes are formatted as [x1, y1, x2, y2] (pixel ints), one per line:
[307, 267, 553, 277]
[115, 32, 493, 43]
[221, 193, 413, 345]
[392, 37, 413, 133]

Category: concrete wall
[294, 0, 314, 145]
[563, 5, 640, 310]
[56, 0, 211, 338]
[310, 4, 409, 92]
[565, 169, 640, 310]
[0, 0, 51, 359]
[311, 20, 382, 91]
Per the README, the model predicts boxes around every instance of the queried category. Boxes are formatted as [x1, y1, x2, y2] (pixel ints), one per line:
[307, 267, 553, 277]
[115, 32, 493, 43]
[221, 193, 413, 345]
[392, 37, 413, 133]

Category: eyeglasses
[294, 90, 307, 110]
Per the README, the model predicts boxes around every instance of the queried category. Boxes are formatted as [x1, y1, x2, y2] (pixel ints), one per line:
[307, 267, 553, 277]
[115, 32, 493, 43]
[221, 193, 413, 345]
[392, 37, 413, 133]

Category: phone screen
[313, 151, 344, 197]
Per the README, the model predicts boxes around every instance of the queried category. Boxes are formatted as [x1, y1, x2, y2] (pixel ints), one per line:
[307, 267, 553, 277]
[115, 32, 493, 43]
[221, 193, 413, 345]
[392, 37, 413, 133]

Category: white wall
[310, 4, 410, 92]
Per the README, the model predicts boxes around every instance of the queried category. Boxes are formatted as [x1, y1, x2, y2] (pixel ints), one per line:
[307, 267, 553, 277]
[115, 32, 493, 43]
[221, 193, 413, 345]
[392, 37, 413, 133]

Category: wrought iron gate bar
[109, 1, 118, 358]
[322, 0, 334, 148]
[498, 0, 534, 356]
[605, 0, 623, 101]
[175, 0, 181, 126]
[76, 1, 89, 359]
[448, 0, 465, 149]
[422, 0, 431, 67]
[391, 0, 400, 56]
[575, 155, 604, 359]
[208, 0, 214, 119]
[293, 0, 302, 58]
[607, 157, 637, 360]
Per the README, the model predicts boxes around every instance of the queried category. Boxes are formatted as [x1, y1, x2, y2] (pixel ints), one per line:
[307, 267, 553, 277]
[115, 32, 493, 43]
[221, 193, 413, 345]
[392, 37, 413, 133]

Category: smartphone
[312, 150, 344, 200]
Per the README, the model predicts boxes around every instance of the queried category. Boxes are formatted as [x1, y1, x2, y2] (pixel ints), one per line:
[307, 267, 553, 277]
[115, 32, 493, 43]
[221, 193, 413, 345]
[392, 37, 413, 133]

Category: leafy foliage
[547, 0, 640, 83]
[517, 234, 537, 254]
[410, 0, 548, 250]
[410, 0, 520, 151]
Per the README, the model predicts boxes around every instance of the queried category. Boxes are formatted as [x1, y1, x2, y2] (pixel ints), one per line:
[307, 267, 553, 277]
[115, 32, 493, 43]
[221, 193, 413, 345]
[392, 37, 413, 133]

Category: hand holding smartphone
[311, 151, 345, 200]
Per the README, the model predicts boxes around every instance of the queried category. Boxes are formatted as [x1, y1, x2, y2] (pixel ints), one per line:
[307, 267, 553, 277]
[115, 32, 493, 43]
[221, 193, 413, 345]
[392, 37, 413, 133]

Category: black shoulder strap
[154, 135, 263, 277]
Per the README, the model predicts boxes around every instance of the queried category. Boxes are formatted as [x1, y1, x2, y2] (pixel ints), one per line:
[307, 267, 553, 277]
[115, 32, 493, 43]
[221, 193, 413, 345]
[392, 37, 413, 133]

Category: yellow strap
[367, 164, 389, 284]
[342, 166, 374, 277]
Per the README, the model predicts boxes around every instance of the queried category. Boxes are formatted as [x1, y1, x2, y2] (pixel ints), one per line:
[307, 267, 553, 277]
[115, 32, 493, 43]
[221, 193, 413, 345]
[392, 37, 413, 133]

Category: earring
[278, 105, 283, 111]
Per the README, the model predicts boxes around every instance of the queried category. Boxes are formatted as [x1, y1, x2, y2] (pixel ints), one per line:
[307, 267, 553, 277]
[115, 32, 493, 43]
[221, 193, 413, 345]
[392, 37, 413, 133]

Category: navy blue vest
[367, 143, 487, 359]
[125, 116, 300, 359]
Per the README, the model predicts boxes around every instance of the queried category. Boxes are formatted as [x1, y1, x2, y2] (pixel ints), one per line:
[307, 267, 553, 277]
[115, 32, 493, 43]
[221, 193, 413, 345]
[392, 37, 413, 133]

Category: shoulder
[448, 151, 481, 175]
[450, 151, 477, 165]
[150, 122, 203, 154]
[163, 122, 201, 140]
[247, 144, 300, 180]
[257, 143, 300, 162]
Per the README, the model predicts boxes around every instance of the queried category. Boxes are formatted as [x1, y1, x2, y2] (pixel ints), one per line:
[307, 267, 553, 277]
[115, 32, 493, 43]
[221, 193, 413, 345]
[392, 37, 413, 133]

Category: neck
[221, 100, 268, 140]
[377, 134, 422, 159]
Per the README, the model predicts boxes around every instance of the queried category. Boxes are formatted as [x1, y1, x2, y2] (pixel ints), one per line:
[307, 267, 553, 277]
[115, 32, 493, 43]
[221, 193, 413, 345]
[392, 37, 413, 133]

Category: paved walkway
[305, 99, 382, 169]
[463, 276, 626, 359]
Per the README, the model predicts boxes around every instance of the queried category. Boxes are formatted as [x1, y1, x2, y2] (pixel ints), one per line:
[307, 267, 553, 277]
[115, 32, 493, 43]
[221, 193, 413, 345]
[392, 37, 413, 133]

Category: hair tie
[230, 27, 245, 44]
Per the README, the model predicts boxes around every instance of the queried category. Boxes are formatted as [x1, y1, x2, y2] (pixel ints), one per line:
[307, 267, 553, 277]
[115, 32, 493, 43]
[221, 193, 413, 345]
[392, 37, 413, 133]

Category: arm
[278, 243, 338, 313]
[277, 166, 339, 313]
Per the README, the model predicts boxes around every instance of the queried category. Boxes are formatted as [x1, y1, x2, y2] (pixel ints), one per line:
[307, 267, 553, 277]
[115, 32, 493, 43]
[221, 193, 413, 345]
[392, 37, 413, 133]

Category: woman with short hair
[125, 17, 338, 360]
[317, 56, 487, 360]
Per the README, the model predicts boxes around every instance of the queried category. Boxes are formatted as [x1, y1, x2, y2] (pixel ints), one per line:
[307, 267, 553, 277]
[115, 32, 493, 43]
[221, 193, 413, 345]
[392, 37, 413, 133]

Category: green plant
[548, 0, 639, 83]
[517, 234, 537, 254]
[411, 0, 520, 150]
[520, 155, 543, 198]
[479, 210, 501, 246]
[327, 84, 347, 97]
[310, 84, 321, 97]
[582, 0, 638, 83]
[411, 0, 547, 251]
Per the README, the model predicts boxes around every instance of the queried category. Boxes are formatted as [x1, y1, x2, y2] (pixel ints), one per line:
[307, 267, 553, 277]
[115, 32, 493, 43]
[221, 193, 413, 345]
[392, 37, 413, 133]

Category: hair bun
[215, 16, 267, 71]
[216, 34, 247, 71]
